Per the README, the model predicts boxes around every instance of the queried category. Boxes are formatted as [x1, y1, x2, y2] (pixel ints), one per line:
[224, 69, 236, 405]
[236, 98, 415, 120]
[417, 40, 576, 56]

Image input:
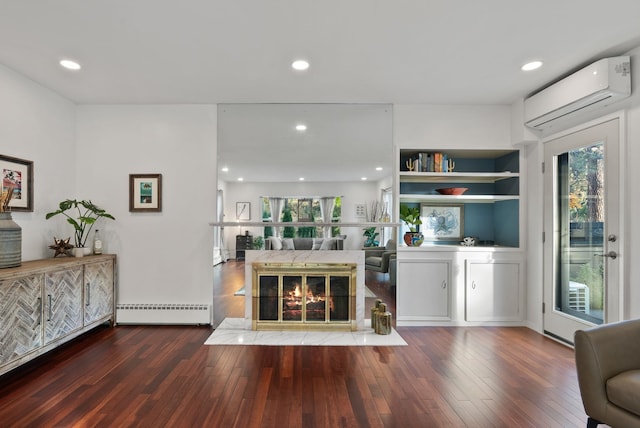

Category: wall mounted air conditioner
[524, 56, 631, 131]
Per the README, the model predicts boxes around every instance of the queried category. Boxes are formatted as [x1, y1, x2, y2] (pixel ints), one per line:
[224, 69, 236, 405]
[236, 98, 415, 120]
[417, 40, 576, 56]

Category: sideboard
[0, 254, 116, 377]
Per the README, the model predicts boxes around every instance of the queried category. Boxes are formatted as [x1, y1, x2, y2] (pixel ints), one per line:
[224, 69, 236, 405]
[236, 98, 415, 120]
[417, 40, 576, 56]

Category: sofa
[264, 237, 344, 251]
[574, 318, 640, 428]
[364, 239, 396, 273]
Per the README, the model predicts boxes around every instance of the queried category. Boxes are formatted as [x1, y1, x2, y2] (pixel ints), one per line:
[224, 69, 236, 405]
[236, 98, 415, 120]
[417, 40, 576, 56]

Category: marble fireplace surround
[244, 250, 365, 330]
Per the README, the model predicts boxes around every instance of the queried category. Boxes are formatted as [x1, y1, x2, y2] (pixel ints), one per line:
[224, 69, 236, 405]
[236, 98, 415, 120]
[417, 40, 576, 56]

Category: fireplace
[252, 263, 356, 331]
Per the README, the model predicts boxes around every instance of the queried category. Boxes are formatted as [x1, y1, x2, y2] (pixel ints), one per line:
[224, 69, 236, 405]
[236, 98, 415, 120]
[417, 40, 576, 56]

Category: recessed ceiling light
[299, 177, 305, 181]
[376, 167, 383, 171]
[221, 166, 229, 172]
[295, 124, 307, 131]
[291, 60, 310, 71]
[361, 177, 367, 181]
[59, 59, 81, 70]
[237, 177, 244, 181]
[521, 61, 543, 71]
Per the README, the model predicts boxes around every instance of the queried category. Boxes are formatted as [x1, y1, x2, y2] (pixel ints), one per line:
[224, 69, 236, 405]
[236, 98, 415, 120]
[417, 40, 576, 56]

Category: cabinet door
[0, 274, 43, 366]
[466, 261, 521, 322]
[397, 259, 450, 321]
[84, 260, 115, 325]
[44, 267, 83, 345]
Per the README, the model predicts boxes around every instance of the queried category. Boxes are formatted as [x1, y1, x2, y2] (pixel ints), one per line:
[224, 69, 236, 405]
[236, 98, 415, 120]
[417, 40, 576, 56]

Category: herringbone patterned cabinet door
[84, 260, 114, 325]
[44, 267, 83, 345]
[0, 274, 43, 366]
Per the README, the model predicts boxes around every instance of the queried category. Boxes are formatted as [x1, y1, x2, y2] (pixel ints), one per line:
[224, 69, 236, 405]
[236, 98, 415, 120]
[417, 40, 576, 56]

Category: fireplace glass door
[253, 263, 356, 331]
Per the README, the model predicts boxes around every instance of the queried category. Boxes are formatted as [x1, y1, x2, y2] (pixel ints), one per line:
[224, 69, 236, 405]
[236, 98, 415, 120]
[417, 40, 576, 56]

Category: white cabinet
[396, 249, 524, 326]
[465, 260, 522, 322]
[0, 255, 116, 376]
[397, 258, 451, 322]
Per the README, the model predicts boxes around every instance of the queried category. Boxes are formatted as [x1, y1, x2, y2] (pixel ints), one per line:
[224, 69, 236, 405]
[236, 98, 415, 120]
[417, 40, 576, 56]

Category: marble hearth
[244, 250, 365, 330]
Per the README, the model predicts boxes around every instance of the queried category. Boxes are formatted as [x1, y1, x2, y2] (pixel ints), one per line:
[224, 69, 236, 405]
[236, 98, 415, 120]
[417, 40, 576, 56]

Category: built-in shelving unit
[395, 148, 525, 327]
[398, 148, 521, 248]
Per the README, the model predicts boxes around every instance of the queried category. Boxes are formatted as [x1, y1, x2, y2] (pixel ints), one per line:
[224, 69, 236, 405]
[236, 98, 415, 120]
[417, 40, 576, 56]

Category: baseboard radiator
[116, 303, 211, 325]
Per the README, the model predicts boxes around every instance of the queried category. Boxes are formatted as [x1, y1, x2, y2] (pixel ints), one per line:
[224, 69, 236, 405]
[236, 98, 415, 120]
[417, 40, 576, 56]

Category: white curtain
[214, 189, 227, 264]
[320, 197, 336, 238]
[268, 197, 283, 238]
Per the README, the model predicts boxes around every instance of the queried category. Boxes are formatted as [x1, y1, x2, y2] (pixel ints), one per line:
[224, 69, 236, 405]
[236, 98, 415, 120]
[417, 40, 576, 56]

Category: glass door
[543, 118, 621, 344]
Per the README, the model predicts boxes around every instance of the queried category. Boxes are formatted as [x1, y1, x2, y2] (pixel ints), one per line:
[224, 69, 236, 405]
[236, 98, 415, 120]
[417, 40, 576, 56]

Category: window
[261, 196, 341, 238]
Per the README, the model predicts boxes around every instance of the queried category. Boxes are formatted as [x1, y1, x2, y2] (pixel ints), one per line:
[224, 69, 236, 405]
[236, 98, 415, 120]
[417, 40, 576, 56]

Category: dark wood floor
[0, 261, 591, 428]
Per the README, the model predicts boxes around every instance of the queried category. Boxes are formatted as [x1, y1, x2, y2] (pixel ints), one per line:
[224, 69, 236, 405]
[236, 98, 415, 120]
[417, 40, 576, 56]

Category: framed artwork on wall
[420, 203, 464, 240]
[236, 201, 250, 221]
[129, 173, 162, 212]
[0, 154, 33, 212]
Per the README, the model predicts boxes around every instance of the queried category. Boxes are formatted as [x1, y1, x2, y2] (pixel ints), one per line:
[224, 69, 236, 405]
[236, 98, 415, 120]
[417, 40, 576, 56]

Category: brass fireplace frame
[252, 262, 357, 331]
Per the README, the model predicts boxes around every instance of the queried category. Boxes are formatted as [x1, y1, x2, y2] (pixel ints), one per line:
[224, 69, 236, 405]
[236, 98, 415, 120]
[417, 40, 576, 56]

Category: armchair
[574, 318, 640, 428]
[364, 239, 396, 273]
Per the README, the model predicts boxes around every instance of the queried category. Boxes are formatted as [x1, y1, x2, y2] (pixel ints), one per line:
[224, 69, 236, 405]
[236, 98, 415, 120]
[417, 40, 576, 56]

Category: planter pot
[403, 232, 424, 247]
[0, 212, 22, 268]
[73, 247, 85, 258]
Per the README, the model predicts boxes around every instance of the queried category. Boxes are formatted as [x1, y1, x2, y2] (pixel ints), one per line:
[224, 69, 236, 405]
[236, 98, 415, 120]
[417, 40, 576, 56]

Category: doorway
[543, 118, 622, 344]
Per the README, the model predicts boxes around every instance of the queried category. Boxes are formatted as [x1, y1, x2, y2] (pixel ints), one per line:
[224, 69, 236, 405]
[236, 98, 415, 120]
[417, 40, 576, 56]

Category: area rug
[204, 318, 407, 346]
[234, 286, 377, 298]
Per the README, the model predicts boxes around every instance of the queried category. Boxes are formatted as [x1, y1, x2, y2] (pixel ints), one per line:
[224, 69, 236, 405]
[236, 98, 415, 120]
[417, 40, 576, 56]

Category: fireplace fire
[252, 263, 356, 331]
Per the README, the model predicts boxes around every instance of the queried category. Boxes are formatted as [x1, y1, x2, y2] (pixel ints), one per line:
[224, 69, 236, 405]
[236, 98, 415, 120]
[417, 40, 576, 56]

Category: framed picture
[0, 154, 33, 212]
[236, 202, 250, 221]
[298, 199, 312, 222]
[420, 203, 464, 240]
[129, 174, 162, 212]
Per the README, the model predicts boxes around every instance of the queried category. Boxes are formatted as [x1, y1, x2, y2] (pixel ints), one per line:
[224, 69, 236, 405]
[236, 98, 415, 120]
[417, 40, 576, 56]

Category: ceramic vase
[403, 232, 424, 247]
[0, 212, 21, 268]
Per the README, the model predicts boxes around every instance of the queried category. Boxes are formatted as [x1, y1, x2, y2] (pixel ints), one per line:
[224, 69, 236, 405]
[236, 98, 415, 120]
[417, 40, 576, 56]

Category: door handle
[595, 251, 617, 260]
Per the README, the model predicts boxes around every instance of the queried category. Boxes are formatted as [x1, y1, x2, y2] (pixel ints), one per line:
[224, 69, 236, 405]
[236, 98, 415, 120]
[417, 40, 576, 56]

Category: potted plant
[46, 199, 115, 255]
[362, 226, 379, 247]
[251, 236, 265, 250]
[400, 205, 423, 246]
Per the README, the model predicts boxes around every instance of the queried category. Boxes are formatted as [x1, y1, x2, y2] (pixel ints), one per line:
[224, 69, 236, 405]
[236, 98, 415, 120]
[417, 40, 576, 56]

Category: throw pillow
[320, 238, 336, 250]
[267, 236, 283, 250]
[282, 238, 295, 250]
[312, 238, 324, 250]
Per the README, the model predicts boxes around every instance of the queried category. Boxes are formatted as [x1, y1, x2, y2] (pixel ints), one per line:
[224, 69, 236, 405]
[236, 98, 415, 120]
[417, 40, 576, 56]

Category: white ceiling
[2, 0, 640, 105]
[2, 1, 640, 182]
[218, 103, 392, 182]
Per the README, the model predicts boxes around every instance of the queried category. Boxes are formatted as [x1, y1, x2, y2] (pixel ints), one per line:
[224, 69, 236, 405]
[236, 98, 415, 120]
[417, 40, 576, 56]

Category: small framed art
[420, 203, 464, 240]
[129, 174, 162, 212]
[236, 202, 251, 221]
[0, 154, 33, 212]
[236, 202, 250, 221]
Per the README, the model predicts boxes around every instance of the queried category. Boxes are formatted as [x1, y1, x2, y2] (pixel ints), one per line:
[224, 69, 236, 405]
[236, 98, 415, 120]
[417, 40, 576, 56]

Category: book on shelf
[404, 152, 452, 172]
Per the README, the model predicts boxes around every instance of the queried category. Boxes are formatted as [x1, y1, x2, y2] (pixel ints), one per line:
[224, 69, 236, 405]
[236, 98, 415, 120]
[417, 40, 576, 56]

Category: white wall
[221, 179, 386, 251]
[75, 105, 217, 307]
[393, 105, 512, 149]
[0, 64, 77, 261]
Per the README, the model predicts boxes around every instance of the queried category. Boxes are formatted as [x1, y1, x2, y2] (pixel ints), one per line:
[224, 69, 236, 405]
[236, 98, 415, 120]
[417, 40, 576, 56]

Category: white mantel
[244, 250, 366, 330]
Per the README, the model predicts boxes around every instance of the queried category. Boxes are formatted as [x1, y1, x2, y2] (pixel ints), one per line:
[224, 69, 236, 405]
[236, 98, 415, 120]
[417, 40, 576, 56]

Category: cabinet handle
[442, 280, 447, 289]
[37, 297, 42, 326]
[472, 280, 477, 290]
[86, 282, 91, 306]
[47, 294, 52, 321]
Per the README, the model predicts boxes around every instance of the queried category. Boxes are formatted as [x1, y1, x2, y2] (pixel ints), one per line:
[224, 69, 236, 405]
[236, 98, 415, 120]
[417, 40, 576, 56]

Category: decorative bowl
[435, 187, 468, 195]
